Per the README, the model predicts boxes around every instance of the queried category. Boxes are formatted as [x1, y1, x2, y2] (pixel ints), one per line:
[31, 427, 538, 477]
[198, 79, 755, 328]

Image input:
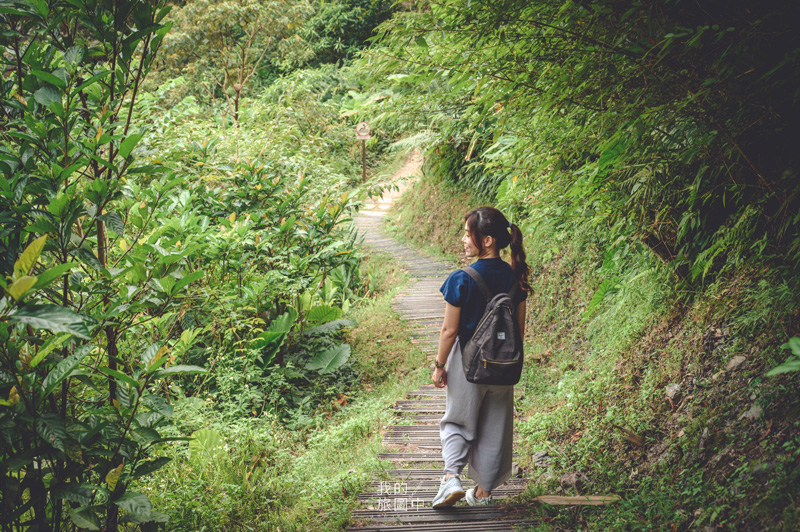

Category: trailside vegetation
[365, 0, 800, 286]
[359, 1, 800, 530]
[0, 0, 398, 530]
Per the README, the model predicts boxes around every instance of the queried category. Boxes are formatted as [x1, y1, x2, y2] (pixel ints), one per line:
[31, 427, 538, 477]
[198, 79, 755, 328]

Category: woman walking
[431, 206, 530, 507]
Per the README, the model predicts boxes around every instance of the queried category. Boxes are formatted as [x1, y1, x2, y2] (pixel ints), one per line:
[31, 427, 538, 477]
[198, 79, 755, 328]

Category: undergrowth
[390, 169, 800, 531]
[136, 195, 426, 531]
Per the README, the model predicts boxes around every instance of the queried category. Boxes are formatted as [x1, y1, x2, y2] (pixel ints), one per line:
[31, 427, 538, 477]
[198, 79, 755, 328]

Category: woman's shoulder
[472, 257, 513, 276]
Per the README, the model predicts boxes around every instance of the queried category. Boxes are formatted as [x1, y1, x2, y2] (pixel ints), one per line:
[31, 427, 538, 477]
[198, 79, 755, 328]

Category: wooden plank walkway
[350, 208, 541, 531]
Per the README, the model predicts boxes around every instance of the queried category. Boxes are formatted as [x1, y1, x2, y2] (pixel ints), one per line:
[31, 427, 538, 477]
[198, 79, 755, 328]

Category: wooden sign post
[356, 121, 371, 182]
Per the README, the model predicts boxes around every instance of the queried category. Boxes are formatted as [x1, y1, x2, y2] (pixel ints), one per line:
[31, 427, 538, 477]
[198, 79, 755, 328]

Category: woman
[431, 206, 530, 507]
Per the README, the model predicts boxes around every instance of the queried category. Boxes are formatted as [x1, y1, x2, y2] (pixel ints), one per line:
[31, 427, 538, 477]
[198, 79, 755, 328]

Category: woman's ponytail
[465, 206, 531, 293]
[509, 223, 531, 293]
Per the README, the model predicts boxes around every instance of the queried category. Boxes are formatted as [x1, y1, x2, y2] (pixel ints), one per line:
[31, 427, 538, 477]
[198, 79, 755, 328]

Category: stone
[698, 428, 710, 451]
[532, 451, 552, 468]
[666, 383, 681, 399]
[726, 355, 746, 372]
[740, 404, 763, 421]
[752, 462, 776, 478]
[559, 472, 591, 493]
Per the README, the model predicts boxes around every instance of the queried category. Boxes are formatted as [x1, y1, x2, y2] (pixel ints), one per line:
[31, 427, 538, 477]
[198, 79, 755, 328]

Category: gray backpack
[460, 267, 523, 386]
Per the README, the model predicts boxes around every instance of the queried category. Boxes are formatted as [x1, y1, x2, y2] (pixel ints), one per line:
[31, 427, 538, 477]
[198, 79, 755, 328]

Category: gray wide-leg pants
[439, 339, 514, 492]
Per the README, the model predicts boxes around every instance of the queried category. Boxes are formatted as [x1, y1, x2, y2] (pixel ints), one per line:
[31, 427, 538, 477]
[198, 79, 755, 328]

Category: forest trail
[348, 157, 540, 531]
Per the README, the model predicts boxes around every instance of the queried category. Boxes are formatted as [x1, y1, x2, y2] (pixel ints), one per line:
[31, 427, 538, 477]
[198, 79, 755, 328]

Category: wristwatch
[434, 358, 446, 369]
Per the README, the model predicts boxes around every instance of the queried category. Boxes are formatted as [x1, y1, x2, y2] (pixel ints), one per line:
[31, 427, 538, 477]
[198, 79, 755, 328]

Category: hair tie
[508, 222, 512, 230]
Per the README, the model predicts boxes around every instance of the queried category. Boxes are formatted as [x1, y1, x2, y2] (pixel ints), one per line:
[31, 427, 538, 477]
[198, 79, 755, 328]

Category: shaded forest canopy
[1, 0, 798, 530]
[365, 0, 800, 284]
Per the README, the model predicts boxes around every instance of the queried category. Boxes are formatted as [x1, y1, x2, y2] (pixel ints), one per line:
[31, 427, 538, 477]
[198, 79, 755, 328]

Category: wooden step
[351, 504, 535, 524]
[348, 520, 541, 531]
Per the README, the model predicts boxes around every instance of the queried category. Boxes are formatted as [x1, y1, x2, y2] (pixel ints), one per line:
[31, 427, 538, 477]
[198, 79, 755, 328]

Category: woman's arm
[516, 300, 526, 337]
[432, 302, 460, 388]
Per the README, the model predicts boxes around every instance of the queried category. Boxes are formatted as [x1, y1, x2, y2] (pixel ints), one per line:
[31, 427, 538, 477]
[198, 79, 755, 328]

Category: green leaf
[97, 367, 140, 389]
[766, 357, 800, 376]
[30, 333, 72, 368]
[151, 365, 206, 379]
[33, 85, 61, 108]
[31, 70, 66, 89]
[100, 212, 125, 234]
[267, 307, 298, 334]
[41, 345, 92, 398]
[303, 318, 357, 336]
[70, 506, 101, 530]
[785, 337, 800, 355]
[75, 70, 111, 92]
[416, 35, 428, 48]
[64, 46, 85, 67]
[251, 331, 285, 366]
[71, 248, 102, 270]
[105, 463, 124, 491]
[9, 304, 90, 339]
[14, 235, 47, 279]
[306, 304, 342, 324]
[35, 413, 66, 451]
[113, 492, 152, 517]
[132, 457, 171, 478]
[32, 262, 76, 291]
[119, 133, 143, 158]
[8, 275, 37, 300]
[279, 216, 296, 233]
[141, 394, 173, 418]
[188, 429, 224, 465]
[305, 344, 351, 373]
[133, 426, 161, 444]
[171, 270, 204, 295]
[767, 337, 800, 376]
[141, 342, 162, 365]
[54, 484, 93, 505]
[33, 0, 49, 16]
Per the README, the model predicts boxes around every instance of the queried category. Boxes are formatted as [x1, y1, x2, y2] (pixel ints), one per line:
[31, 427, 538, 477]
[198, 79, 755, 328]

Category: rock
[666, 383, 681, 399]
[532, 451, 552, 468]
[559, 472, 591, 493]
[511, 462, 522, 477]
[752, 462, 776, 478]
[726, 355, 746, 372]
[740, 404, 763, 421]
[698, 428, 710, 451]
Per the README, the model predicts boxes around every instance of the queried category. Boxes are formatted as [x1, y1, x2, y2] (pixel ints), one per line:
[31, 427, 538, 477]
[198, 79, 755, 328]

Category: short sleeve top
[439, 257, 527, 347]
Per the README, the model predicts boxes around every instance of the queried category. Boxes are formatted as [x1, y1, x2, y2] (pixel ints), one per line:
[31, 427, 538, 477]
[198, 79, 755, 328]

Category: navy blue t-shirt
[440, 257, 527, 347]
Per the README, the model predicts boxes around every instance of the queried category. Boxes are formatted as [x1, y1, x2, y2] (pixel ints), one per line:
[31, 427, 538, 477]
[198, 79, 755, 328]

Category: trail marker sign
[356, 122, 371, 140]
[356, 122, 371, 181]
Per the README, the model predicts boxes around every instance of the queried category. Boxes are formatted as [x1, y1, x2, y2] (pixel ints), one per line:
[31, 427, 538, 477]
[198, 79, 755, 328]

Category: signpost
[356, 121, 371, 182]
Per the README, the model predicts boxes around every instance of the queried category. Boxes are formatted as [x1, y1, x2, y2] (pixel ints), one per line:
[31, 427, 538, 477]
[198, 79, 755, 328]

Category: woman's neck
[477, 249, 499, 259]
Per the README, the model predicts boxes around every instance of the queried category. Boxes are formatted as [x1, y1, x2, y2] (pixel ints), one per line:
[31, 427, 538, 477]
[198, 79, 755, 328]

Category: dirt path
[349, 154, 539, 531]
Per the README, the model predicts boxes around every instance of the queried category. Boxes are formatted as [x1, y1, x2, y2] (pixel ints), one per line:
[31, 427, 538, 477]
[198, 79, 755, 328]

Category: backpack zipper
[485, 359, 519, 367]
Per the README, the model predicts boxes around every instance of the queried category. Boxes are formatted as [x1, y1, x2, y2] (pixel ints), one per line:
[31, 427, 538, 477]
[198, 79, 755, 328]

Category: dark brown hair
[464, 206, 531, 292]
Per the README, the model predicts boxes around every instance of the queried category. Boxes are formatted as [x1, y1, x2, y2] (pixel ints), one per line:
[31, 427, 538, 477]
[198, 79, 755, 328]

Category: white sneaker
[465, 487, 493, 506]
[432, 475, 465, 507]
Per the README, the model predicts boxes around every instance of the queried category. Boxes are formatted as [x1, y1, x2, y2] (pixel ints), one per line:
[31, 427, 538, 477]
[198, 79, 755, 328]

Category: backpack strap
[461, 267, 493, 301]
[462, 267, 522, 309]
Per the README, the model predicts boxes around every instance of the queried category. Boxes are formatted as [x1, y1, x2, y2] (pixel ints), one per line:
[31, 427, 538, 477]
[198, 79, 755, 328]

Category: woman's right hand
[432, 366, 447, 388]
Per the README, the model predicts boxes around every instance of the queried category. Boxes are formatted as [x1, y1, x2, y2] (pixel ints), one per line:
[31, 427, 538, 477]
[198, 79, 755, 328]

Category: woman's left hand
[432, 366, 447, 388]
